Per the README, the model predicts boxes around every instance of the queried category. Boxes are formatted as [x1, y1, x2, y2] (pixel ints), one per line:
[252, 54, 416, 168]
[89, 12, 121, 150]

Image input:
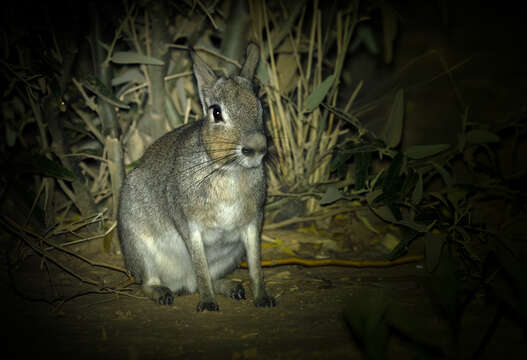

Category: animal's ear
[191, 49, 217, 113]
[239, 43, 260, 80]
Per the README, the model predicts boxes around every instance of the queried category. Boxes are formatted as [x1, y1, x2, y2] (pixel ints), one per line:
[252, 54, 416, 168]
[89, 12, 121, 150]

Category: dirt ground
[3, 246, 526, 360]
[3, 1, 527, 359]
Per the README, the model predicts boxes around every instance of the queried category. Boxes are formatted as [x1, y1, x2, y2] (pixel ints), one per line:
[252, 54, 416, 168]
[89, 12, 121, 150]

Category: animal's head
[191, 44, 266, 169]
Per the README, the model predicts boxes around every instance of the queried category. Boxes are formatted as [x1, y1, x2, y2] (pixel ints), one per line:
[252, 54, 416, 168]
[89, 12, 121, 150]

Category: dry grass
[247, 0, 363, 214]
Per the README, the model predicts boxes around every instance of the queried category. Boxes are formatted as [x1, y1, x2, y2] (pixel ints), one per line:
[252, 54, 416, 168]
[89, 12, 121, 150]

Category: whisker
[173, 141, 239, 156]
[168, 130, 266, 195]
[177, 151, 238, 179]
[178, 156, 226, 178]
[181, 153, 239, 195]
[195, 156, 238, 190]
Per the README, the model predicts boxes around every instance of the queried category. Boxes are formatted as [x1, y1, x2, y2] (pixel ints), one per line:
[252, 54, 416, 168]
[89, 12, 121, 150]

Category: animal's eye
[210, 105, 223, 123]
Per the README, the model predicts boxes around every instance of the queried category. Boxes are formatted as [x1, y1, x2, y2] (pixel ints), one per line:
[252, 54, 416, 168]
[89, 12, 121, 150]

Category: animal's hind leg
[213, 279, 246, 300]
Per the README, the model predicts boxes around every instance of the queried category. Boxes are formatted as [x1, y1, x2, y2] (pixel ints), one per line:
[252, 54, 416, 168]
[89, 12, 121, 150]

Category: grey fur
[117, 44, 275, 311]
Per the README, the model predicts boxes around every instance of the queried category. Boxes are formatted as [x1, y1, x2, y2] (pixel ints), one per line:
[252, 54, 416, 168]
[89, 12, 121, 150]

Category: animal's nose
[242, 132, 267, 157]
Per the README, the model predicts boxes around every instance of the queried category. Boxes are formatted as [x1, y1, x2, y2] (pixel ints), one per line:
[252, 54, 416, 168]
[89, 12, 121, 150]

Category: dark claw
[157, 292, 174, 305]
[197, 301, 219, 312]
[231, 283, 246, 300]
[254, 295, 276, 308]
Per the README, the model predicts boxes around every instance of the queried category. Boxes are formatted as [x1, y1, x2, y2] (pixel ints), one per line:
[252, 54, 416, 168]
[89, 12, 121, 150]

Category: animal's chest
[213, 201, 245, 227]
[199, 172, 259, 228]
[201, 197, 256, 236]
[199, 201, 248, 247]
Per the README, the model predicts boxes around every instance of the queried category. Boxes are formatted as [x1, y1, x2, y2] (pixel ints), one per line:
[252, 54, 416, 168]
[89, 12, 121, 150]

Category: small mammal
[118, 44, 275, 311]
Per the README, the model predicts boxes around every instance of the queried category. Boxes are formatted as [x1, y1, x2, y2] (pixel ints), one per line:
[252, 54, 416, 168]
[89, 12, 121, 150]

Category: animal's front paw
[196, 301, 219, 312]
[254, 294, 276, 308]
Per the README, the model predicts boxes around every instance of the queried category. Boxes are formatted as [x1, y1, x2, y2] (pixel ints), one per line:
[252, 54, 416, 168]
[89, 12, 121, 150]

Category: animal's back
[117, 122, 198, 286]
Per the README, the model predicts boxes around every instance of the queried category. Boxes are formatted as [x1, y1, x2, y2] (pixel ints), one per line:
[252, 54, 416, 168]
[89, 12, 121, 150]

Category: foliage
[335, 91, 527, 357]
[345, 241, 527, 358]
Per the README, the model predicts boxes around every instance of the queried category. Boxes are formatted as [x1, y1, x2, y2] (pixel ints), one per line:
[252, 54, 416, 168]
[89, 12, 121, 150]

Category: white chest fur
[188, 165, 260, 246]
[214, 201, 244, 230]
[198, 200, 246, 248]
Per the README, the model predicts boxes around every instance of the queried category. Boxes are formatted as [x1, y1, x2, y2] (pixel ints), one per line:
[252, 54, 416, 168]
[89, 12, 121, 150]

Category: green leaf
[111, 68, 146, 86]
[411, 172, 423, 205]
[381, 88, 404, 148]
[320, 184, 343, 205]
[400, 170, 418, 199]
[445, 189, 468, 213]
[406, 144, 450, 159]
[366, 189, 383, 206]
[304, 74, 335, 112]
[368, 191, 433, 232]
[369, 168, 384, 190]
[371, 205, 397, 223]
[388, 229, 419, 260]
[111, 51, 164, 65]
[382, 152, 404, 198]
[82, 76, 130, 109]
[466, 129, 500, 144]
[431, 162, 453, 187]
[354, 151, 372, 190]
[397, 219, 434, 233]
[357, 26, 380, 55]
[330, 148, 353, 173]
[344, 289, 389, 360]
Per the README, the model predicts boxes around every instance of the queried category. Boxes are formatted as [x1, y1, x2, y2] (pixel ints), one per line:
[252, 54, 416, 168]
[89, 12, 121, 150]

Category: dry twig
[3, 216, 128, 276]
